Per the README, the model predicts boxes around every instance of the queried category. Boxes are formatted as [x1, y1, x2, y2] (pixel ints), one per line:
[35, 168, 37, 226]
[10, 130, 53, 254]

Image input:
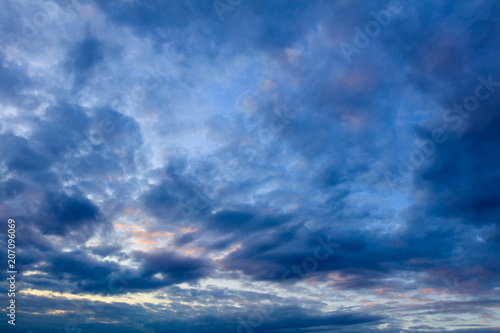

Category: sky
[1, 0, 500, 332]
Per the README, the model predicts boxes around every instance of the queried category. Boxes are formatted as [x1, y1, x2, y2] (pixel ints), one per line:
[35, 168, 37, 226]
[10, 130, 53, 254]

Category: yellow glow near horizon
[19, 288, 171, 306]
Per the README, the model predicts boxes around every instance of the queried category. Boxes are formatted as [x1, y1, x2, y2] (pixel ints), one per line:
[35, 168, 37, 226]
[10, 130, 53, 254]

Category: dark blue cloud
[39, 191, 99, 236]
[65, 32, 105, 89]
[131, 250, 212, 287]
[1, 133, 51, 172]
[0, 178, 25, 200]
[0, 52, 34, 108]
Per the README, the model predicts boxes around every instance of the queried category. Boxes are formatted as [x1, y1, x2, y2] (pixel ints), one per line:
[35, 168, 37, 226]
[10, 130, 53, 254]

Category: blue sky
[1, 0, 500, 332]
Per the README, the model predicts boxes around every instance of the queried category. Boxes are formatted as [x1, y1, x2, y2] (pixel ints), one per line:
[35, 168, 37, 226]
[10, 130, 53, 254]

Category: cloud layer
[1, 0, 500, 332]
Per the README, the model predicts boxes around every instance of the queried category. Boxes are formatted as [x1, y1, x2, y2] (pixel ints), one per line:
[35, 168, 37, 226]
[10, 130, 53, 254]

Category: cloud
[1, 0, 500, 331]
[37, 191, 100, 236]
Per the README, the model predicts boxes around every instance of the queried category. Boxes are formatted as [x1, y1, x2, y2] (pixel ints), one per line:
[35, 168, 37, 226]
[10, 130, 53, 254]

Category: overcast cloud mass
[1, 0, 500, 332]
